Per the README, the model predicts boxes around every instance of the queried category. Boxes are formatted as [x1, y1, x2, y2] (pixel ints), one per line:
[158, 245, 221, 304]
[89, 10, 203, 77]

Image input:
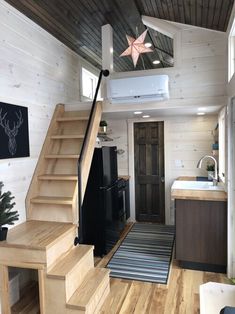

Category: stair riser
[38, 180, 76, 198]
[46, 227, 76, 271]
[65, 250, 94, 301]
[62, 109, 90, 118]
[85, 276, 110, 314]
[67, 272, 110, 313]
[45, 159, 78, 176]
[48, 139, 82, 156]
[93, 283, 110, 314]
[44, 250, 94, 314]
[29, 204, 76, 224]
[38, 176, 78, 181]
[0, 247, 46, 266]
[54, 120, 88, 135]
[65, 309, 84, 314]
[44, 278, 66, 314]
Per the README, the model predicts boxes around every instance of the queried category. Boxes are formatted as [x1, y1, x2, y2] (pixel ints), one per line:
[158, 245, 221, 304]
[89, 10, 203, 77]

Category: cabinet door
[175, 199, 227, 265]
[176, 200, 201, 262]
[103, 185, 119, 254]
[125, 181, 130, 220]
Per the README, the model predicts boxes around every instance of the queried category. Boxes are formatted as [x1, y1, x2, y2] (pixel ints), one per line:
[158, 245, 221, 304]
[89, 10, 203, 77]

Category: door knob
[161, 177, 165, 183]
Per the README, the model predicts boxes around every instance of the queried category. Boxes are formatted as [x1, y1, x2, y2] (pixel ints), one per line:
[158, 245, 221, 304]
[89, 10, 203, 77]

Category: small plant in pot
[99, 120, 108, 133]
[206, 164, 215, 181]
[0, 182, 19, 241]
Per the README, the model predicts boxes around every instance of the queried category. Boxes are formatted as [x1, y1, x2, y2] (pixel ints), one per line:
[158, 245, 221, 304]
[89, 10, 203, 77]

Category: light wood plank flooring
[96, 224, 230, 314]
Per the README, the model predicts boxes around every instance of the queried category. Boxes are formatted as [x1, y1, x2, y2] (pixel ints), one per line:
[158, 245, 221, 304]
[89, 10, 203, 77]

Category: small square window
[228, 19, 235, 82]
[81, 68, 100, 100]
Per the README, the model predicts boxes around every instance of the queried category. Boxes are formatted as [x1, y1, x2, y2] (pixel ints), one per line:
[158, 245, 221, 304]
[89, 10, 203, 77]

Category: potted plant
[206, 164, 215, 180]
[0, 182, 19, 241]
[99, 120, 108, 133]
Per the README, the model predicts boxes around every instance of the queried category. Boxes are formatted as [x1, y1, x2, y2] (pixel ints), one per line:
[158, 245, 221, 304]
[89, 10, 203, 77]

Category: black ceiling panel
[4, 0, 234, 72]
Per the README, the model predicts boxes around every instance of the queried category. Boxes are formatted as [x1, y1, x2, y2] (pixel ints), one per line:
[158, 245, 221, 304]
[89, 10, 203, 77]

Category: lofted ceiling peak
[4, 0, 234, 71]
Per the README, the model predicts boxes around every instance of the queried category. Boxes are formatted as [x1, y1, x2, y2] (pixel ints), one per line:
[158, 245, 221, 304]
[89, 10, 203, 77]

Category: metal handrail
[74, 69, 109, 245]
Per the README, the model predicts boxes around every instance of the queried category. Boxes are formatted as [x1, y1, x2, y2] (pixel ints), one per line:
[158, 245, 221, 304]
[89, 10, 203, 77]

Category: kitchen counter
[171, 188, 227, 201]
[171, 179, 227, 201]
[177, 176, 212, 181]
[177, 176, 197, 181]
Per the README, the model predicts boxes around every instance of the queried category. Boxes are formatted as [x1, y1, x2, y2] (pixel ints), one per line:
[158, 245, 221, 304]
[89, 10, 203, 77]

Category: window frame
[228, 15, 235, 82]
[80, 66, 101, 101]
[218, 107, 227, 183]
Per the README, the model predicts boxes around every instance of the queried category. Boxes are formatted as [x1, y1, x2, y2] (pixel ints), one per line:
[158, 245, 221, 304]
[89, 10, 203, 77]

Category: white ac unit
[107, 74, 169, 103]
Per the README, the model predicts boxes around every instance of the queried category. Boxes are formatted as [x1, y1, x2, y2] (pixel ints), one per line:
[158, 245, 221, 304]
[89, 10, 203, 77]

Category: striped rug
[107, 223, 175, 284]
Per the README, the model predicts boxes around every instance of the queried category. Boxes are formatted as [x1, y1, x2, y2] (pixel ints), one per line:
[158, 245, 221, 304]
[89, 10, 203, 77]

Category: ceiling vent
[107, 74, 169, 104]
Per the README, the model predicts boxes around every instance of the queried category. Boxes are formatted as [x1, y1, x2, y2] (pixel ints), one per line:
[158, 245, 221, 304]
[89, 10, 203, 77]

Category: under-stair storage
[11, 280, 39, 314]
[8, 267, 40, 313]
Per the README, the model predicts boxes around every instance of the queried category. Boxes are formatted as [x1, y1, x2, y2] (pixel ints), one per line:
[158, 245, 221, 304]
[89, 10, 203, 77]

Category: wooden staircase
[25, 102, 102, 224]
[26, 104, 89, 224]
[0, 102, 111, 314]
[0, 221, 110, 313]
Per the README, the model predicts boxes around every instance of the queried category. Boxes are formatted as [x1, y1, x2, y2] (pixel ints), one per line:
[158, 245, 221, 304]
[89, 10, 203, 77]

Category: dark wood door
[134, 122, 165, 223]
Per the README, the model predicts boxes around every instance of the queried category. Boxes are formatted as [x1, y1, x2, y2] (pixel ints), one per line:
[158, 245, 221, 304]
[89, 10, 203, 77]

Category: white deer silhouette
[0, 108, 23, 156]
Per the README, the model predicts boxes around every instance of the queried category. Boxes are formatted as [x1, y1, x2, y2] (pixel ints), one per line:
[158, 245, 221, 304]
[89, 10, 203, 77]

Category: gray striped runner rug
[107, 223, 175, 284]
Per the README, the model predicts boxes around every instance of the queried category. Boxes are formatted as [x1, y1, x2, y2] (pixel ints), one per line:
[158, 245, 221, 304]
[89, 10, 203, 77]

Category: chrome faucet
[197, 155, 218, 186]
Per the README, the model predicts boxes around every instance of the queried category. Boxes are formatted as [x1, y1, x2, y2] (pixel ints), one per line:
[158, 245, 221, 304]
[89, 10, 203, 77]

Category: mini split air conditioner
[107, 74, 169, 104]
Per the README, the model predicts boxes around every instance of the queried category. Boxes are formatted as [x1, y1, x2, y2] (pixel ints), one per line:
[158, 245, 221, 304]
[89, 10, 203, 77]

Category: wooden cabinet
[175, 199, 227, 272]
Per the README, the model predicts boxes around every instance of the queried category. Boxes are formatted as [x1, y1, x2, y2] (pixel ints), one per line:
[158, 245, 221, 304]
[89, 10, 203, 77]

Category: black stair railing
[74, 69, 109, 246]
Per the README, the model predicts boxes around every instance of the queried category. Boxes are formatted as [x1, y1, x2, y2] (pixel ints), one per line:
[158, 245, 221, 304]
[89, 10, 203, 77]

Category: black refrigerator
[79, 146, 120, 256]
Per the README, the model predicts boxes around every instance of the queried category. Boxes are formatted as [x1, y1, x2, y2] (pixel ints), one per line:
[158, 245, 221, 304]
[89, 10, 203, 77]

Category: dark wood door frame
[133, 121, 165, 223]
[128, 119, 169, 224]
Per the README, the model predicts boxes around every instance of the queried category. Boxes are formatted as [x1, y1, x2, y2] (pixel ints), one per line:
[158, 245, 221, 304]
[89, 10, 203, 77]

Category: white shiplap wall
[0, 0, 88, 226]
[165, 115, 218, 223]
[166, 115, 217, 178]
[104, 24, 227, 113]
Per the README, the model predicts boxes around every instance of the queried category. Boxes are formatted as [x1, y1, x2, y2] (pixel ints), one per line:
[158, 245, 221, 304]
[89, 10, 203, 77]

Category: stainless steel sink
[171, 180, 225, 191]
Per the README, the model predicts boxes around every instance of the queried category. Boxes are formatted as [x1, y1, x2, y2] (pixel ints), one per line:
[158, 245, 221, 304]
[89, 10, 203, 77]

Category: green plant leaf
[0, 182, 19, 227]
[99, 120, 107, 127]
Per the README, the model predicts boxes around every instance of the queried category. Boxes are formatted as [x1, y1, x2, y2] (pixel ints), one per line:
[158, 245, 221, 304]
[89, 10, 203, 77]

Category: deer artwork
[0, 108, 23, 156]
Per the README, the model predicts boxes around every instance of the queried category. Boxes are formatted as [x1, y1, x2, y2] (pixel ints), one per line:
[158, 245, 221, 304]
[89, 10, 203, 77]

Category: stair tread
[57, 116, 89, 122]
[67, 268, 110, 310]
[51, 134, 84, 139]
[45, 154, 80, 159]
[0, 220, 75, 250]
[47, 245, 93, 279]
[31, 196, 73, 205]
[38, 174, 78, 181]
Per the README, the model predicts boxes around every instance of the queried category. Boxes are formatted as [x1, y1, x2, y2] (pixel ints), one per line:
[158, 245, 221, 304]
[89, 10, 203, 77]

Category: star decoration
[120, 29, 153, 67]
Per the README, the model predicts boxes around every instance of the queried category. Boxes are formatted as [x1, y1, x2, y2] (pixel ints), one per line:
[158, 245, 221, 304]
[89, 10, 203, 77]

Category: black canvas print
[0, 102, 30, 159]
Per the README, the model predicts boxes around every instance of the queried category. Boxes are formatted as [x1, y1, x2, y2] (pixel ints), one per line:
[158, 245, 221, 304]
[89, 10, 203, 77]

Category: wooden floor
[96, 224, 231, 314]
